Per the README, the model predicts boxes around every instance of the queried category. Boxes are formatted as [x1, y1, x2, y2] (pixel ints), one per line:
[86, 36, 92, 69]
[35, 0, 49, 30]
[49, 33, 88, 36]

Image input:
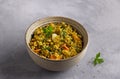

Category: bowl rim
[25, 16, 89, 62]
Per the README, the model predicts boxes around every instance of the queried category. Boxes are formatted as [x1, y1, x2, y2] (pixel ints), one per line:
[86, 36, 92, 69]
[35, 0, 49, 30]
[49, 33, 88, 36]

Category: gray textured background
[0, 0, 120, 79]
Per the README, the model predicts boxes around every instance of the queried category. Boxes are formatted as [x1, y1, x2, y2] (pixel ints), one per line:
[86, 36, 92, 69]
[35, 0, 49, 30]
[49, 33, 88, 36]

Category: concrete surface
[0, 0, 120, 79]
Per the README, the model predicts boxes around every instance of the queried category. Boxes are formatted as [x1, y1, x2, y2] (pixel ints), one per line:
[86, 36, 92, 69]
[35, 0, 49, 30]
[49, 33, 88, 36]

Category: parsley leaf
[93, 52, 104, 66]
[43, 25, 53, 37]
[63, 31, 66, 37]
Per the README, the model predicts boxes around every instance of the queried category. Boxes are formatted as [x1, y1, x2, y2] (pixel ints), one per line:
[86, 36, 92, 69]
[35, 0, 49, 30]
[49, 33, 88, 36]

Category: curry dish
[29, 22, 83, 60]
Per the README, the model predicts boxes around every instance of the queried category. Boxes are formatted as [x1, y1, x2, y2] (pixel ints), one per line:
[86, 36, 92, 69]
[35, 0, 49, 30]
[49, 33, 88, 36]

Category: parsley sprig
[43, 25, 53, 37]
[93, 52, 104, 66]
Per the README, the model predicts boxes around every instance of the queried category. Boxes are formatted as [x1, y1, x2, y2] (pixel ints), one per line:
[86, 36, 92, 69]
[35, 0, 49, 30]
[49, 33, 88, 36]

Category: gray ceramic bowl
[25, 16, 88, 71]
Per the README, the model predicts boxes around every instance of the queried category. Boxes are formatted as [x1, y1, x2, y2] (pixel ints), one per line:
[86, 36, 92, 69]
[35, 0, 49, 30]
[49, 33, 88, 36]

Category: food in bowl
[25, 16, 88, 71]
[29, 22, 83, 60]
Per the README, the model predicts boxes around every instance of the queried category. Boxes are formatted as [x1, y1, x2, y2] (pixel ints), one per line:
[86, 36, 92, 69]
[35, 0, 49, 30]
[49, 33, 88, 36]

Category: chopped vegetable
[61, 44, 69, 50]
[52, 33, 57, 40]
[93, 52, 104, 66]
[34, 49, 40, 53]
[72, 34, 80, 41]
[62, 30, 66, 38]
[43, 25, 53, 37]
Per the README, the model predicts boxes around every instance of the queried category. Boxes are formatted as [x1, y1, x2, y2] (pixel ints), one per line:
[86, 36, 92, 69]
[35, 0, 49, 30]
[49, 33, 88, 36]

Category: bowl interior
[25, 16, 88, 61]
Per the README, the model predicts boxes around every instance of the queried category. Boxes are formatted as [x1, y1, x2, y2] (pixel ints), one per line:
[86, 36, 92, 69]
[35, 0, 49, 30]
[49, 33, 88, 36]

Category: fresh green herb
[45, 47, 51, 51]
[43, 25, 53, 37]
[93, 52, 104, 66]
[61, 30, 66, 38]
[63, 31, 66, 37]
[42, 46, 51, 51]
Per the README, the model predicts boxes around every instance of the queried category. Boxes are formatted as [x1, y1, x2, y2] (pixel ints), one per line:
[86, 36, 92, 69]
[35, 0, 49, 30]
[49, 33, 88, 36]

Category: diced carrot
[50, 55, 56, 59]
[50, 53, 62, 60]
[34, 49, 40, 53]
[72, 34, 80, 41]
[62, 44, 69, 50]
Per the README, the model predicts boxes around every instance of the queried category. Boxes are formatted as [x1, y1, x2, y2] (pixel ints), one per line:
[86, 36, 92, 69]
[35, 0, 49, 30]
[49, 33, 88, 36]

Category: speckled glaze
[25, 16, 88, 71]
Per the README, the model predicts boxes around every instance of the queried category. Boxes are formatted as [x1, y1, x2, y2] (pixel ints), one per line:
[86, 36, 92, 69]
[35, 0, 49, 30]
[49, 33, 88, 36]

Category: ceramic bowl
[25, 16, 88, 71]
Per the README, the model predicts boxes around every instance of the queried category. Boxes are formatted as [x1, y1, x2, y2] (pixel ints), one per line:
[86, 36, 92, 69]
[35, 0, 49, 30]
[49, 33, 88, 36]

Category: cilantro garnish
[43, 25, 53, 37]
[93, 52, 104, 66]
